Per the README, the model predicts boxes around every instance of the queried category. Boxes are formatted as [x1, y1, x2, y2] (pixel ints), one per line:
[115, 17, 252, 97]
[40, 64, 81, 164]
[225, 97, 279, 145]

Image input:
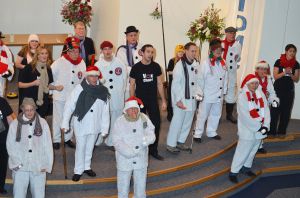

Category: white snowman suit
[0, 44, 14, 97]
[230, 78, 270, 174]
[6, 116, 53, 198]
[256, 62, 279, 149]
[116, 43, 142, 99]
[51, 56, 86, 143]
[61, 80, 110, 175]
[95, 57, 127, 146]
[222, 40, 241, 104]
[112, 102, 155, 198]
[194, 58, 228, 138]
[166, 58, 202, 147]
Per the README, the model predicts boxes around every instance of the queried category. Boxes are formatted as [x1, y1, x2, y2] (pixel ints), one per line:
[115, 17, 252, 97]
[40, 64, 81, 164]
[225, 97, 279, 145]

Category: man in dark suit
[62, 21, 95, 66]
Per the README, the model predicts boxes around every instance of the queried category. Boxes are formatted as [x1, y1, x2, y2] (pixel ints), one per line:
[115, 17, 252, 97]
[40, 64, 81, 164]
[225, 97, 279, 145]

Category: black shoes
[53, 140, 76, 149]
[193, 137, 202, 143]
[72, 170, 96, 182]
[257, 148, 267, 154]
[211, 135, 221, 140]
[65, 140, 76, 148]
[72, 174, 82, 182]
[84, 169, 96, 177]
[0, 188, 7, 195]
[166, 145, 180, 154]
[150, 153, 164, 161]
[53, 143, 60, 150]
[243, 171, 256, 177]
[229, 174, 238, 183]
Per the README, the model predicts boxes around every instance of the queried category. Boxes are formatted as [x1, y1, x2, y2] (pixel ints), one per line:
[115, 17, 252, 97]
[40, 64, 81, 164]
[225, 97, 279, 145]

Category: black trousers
[140, 98, 161, 155]
[167, 78, 173, 119]
[0, 140, 8, 190]
[270, 90, 294, 135]
[37, 94, 52, 118]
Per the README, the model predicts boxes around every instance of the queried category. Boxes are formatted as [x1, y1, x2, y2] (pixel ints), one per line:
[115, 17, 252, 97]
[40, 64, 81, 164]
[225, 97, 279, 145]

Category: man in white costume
[222, 27, 242, 124]
[166, 42, 203, 153]
[116, 26, 142, 99]
[0, 31, 14, 97]
[95, 41, 127, 147]
[229, 74, 270, 183]
[255, 60, 279, 153]
[112, 96, 155, 198]
[6, 98, 53, 198]
[51, 36, 86, 150]
[193, 39, 228, 142]
[61, 65, 110, 182]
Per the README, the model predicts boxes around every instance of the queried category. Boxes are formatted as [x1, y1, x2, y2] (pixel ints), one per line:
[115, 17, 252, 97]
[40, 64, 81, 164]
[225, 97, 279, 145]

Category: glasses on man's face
[23, 108, 35, 113]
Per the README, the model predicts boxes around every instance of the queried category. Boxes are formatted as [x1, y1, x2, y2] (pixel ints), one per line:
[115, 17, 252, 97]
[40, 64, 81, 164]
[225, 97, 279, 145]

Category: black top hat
[225, 27, 237, 33]
[0, 32, 5, 39]
[124, 26, 139, 34]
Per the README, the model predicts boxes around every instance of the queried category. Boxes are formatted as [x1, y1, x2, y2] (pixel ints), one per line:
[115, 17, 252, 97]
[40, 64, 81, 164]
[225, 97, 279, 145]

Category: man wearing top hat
[116, 26, 143, 99]
[222, 26, 242, 124]
[0, 31, 14, 97]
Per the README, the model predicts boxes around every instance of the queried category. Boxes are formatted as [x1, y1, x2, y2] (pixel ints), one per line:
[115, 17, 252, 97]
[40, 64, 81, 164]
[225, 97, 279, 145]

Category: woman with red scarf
[270, 44, 300, 137]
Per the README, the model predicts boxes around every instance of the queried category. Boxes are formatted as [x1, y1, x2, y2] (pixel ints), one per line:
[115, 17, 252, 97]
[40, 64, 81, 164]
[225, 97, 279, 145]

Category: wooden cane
[61, 129, 68, 179]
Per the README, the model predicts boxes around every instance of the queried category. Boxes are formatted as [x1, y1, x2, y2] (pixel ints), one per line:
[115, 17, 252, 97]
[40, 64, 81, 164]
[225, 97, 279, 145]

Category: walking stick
[189, 95, 204, 154]
[61, 129, 68, 179]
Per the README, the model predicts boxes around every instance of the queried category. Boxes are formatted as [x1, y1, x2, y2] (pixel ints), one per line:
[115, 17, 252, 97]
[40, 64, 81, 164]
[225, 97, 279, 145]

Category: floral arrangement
[187, 4, 225, 45]
[149, 3, 162, 20]
[61, 0, 92, 27]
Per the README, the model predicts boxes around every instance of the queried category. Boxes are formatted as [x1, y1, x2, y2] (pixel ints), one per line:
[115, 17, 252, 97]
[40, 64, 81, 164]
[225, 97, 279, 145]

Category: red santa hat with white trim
[241, 74, 259, 88]
[255, 60, 269, 69]
[86, 55, 105, 83]
[123, 96, 144, 113]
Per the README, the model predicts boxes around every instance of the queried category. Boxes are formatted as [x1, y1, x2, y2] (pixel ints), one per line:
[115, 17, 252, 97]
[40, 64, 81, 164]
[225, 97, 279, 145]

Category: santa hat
[255, 60, 269, 69]
[123, 96, 144, 113]
[241, 74, 259, 88]
[64, 36, 80, 50]
[86, 66, 100, 76]
[28, 34, 39, 43]
[86, 55, 105, 83]
[100, 41, 113, 49]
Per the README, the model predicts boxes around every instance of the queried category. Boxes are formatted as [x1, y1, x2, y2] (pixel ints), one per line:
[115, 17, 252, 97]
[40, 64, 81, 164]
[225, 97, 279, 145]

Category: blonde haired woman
[167, 44, 185, 121]
[18, 46, 56, 117]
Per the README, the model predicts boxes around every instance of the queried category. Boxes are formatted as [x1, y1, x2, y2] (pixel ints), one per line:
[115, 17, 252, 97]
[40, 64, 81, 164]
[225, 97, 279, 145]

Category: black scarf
[181, 55, 194, 99]
[74, 79, 110, 121]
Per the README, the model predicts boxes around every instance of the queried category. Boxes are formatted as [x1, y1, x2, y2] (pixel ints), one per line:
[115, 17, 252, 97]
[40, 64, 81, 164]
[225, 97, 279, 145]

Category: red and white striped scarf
[245, 88, 265, 124]
[0, 41, 9, 75]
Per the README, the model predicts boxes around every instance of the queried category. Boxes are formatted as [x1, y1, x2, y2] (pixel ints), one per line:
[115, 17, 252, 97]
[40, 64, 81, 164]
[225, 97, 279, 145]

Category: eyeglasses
[23, 108, 35, 112]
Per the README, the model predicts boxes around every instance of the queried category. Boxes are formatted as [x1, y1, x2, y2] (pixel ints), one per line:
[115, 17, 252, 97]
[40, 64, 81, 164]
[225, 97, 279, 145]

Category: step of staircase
[38, 136, 300, 198]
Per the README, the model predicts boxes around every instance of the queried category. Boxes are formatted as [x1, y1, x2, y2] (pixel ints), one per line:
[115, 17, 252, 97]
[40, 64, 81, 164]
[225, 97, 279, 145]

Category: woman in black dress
[167, 44, 184, 121]
[18, 46, 56, 117]
[0, 97, 15, 194]
[270, 44, 300, 137]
